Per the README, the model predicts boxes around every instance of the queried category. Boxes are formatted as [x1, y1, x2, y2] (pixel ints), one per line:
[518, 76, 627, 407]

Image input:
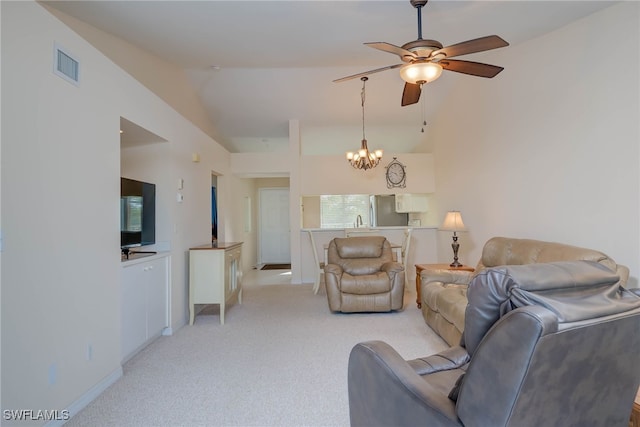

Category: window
[121, 196, 143, 232]
[320, 195, 369, 228]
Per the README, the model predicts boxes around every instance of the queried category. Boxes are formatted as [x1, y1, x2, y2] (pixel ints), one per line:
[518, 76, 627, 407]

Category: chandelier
[346, 77, 382, 170]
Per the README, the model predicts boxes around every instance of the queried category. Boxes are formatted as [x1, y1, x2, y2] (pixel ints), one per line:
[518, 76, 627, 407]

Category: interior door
[259, 188, 290, 264]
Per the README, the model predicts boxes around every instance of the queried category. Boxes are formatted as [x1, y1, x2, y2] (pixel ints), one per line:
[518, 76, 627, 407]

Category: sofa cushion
[340, 258, 387, 276]
[423, 283, 467, 332]
[334, 236, 386, 259]
[340, 272, 391, 294]
[478, 237, 619, 273]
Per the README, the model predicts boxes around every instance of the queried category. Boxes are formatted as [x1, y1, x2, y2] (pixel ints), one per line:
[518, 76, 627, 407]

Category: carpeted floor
[65, 274, 447, 426]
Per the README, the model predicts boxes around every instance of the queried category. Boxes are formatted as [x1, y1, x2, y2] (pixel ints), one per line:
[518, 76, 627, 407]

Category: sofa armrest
[617, 264, 630, 286]
[421, 270, 475, 287]
[456, 306, 558, 426]
[324, 263, 343, 276]
[349, 341, 462, 427]
[407, 346, 470, 375]
[381, 261, 405, 275]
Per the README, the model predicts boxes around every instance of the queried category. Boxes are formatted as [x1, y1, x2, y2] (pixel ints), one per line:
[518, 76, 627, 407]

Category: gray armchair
[349, 261, 640, 427]
[324, 236, 404, 313]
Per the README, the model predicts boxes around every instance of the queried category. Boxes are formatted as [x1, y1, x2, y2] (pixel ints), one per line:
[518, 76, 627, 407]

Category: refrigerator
[370, 195, 408, 226]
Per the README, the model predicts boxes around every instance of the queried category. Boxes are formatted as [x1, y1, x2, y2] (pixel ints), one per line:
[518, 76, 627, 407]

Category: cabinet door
[224, 249, 233, 299]
[145, 258, 168, 339]
[190, 250, 224, 303]
[395, 194, 428, 213]
[121, 264, 147, 360]
[394, 194, 407, 213]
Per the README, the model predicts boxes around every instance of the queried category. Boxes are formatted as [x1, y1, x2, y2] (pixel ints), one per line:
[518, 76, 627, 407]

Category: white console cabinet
[189, 242, 243, 325]
[121, 252, 170, 362]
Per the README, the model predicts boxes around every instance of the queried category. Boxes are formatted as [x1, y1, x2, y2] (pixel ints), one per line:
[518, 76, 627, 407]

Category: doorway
[259, 188, 290, 264]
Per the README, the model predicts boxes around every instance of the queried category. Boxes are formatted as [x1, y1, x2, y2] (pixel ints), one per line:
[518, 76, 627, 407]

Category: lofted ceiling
[45, 1, 617, 152]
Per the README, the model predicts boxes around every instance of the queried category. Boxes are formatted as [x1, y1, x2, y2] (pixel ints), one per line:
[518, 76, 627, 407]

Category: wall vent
[53, 42, 79, 86]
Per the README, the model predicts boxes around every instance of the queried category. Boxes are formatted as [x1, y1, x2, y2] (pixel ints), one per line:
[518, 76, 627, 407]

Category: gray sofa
[349, 261, 640, 426]
[420, 237, 629, 346]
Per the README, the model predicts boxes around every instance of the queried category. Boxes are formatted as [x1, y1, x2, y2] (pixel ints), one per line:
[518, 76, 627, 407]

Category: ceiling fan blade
[365, 42, 416, 60]
[333, 64, 402, 83]
[434, 35, 509, 59]
[440, 59, 504, 78]
[401, 83, 421, 106]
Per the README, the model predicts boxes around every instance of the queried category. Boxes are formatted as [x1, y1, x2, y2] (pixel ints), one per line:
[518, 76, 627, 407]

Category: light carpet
[66, 279, 448, 426]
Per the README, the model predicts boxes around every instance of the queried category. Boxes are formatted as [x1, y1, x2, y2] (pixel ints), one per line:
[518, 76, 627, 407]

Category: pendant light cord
[361, 77, 368, 141]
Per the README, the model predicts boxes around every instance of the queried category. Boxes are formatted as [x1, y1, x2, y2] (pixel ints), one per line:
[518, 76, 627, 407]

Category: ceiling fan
[334, 0, 509, 106]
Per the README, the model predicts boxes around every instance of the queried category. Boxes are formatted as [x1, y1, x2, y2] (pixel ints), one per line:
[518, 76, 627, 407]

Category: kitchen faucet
[356, 214, 363, 228]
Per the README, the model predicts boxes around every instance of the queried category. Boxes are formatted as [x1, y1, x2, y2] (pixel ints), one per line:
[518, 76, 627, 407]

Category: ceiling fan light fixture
[400, 61, 443, 85]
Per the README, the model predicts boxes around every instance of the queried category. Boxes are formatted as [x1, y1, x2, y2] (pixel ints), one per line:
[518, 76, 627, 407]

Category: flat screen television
[120, 177, 156, 249]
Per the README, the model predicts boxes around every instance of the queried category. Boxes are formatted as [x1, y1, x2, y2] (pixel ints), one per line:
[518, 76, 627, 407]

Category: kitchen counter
[301, 226, 437, 231]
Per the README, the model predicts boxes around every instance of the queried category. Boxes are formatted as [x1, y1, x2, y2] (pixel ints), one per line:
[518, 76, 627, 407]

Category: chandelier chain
[361, 77, 366, 141]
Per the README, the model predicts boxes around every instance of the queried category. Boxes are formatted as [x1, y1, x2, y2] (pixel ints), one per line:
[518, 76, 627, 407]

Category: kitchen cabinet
[121, 253, 170, 362]
[395, 193, 429, 213]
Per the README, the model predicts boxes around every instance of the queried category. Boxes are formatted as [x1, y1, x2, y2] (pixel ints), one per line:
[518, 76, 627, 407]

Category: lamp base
[450, 233, 462, 268]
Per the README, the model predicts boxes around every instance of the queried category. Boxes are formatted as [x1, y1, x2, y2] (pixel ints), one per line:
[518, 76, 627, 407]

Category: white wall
[230, 152, 290, 177]
[301, 125, 431, 155]
[300, 153, 435, 195]
[1, 1, 251, 419]
[3, 2, 120, 416]
[431, 2, 640, 285]
[43, 3, 219, 144]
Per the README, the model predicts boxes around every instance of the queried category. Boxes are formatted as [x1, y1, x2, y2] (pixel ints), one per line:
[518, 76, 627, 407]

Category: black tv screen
[120, 177, 156, 248]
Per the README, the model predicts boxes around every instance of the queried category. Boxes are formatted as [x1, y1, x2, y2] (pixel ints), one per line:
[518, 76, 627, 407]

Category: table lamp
[440, 211, 466, 267]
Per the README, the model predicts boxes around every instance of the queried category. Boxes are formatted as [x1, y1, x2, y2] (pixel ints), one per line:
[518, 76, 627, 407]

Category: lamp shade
[440, 211, 466, 231]
[400, 61, 443, 85]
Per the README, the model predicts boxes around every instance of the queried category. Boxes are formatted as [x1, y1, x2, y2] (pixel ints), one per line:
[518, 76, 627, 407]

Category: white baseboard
[45, 367, 123, 427]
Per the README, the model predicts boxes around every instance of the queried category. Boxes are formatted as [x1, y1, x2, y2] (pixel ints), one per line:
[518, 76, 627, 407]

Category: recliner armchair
[349, 260, 640, 427]
[324, 236, 404, 313]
